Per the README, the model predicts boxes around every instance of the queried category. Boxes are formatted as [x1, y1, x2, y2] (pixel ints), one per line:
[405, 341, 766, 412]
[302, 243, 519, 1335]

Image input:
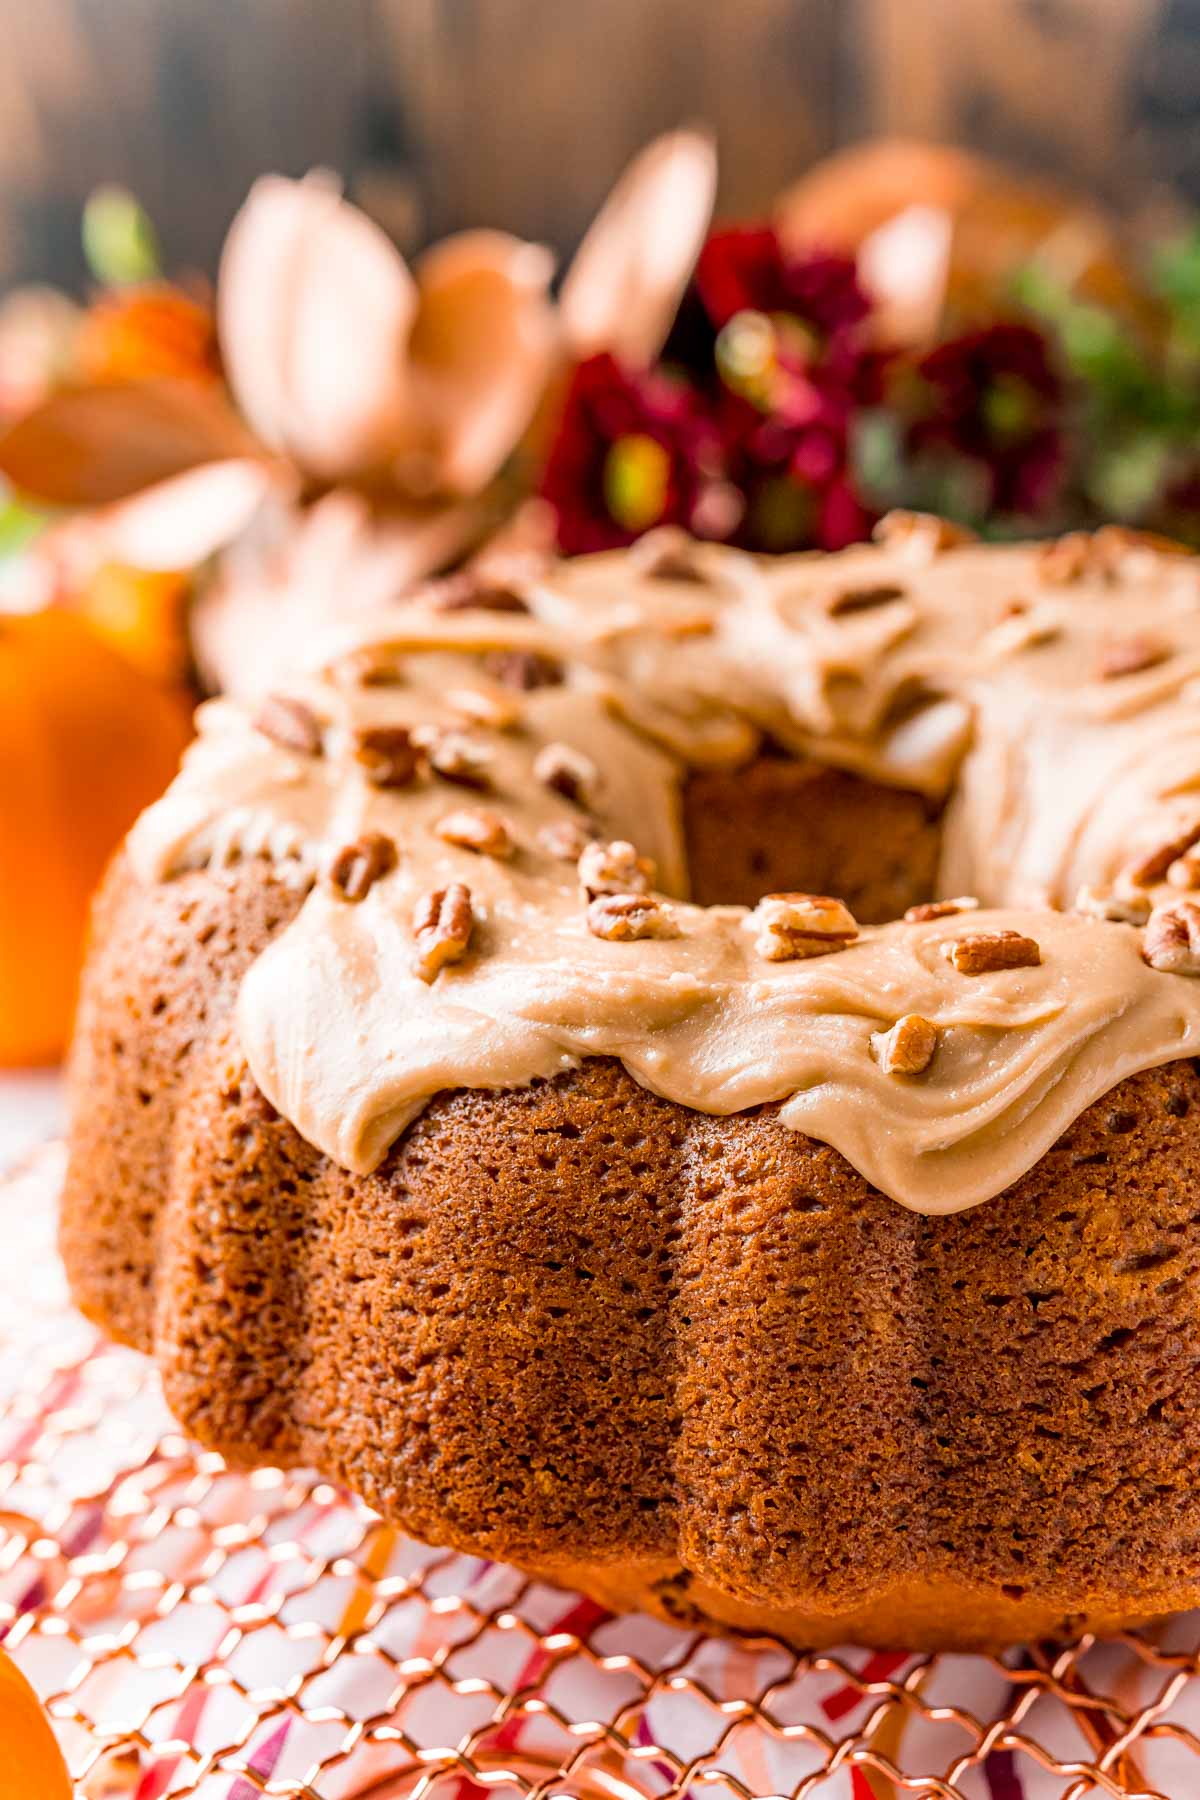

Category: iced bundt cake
[62, 516, 1200, 1650]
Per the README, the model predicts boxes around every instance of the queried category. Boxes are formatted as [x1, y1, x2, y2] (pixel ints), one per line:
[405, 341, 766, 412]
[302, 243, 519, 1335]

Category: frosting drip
[127, 529, 1200, 1213]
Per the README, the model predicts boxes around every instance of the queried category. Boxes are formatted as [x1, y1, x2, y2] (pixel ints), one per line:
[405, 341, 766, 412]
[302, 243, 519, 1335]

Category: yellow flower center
[604, 434, 671, 532]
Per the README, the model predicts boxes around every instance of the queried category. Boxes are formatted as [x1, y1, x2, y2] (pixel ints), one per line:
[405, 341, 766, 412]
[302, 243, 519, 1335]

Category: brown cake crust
[63, 820, 1200, 1650]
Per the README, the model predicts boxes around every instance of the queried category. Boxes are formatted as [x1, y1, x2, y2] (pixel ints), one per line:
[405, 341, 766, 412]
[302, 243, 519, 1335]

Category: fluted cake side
[63, 845, 1200, 1651]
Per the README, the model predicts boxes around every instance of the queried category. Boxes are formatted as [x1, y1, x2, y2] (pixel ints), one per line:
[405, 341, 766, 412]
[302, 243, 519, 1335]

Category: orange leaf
[560, 128, 717, 368]
[406, 230, 557, 496]
[98, 457, 284, 569]
[218, 172, 417, 480]
[0, 377, 261, 506]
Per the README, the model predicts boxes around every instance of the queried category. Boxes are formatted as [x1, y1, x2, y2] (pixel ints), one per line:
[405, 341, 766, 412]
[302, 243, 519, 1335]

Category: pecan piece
[538, 819, 595, 862]
[630, 525, 710, 583]
[1143, 900, 1200, 974]
[578, 838, 656, 899]
[532, 741, 598, 806]
[327, 831, 397, 902]
[873, 1013, 938, 1076]
[904, 896, 979, 923]
[253, 693, 323, 756]
[586, 893, 679, 941]
[942, 929, 1041, 974]
[1122, 820, 1200, 888]
[1097, 635, 1170, 680]
[340, 645, 404, 687]
[872, 510, 976, 562]
[483, 648, 564, 690]
[751, 892, 858, 962]
[445, 684, 522, 731]
[426, 731, 493, 790]
[1093, 524, 1189, 572]
[354, 724, 422, 788]
[1037, 533, 1094, 585]
[983, 606, 1059, 656]
[1074, 884, 1151, 925]
[427, 570, 531, 614]
[435, 807, 513, 858]
[413, 881, 475, 980]
[1168, 848, 1200, 890]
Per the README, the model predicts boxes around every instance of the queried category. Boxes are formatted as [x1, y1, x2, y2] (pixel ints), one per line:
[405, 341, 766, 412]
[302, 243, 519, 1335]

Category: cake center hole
[681, 755, 944, 922]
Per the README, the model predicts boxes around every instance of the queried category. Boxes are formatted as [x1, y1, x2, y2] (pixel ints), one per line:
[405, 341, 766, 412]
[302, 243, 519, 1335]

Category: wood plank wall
[0, 0, 1195, 288]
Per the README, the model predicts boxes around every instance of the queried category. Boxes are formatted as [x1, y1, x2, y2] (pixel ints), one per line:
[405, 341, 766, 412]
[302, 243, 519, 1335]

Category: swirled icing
[127, 528, 1200, 1212]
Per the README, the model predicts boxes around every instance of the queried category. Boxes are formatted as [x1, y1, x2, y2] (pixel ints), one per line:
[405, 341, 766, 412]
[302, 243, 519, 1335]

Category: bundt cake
[62, 516, 1200, 1651]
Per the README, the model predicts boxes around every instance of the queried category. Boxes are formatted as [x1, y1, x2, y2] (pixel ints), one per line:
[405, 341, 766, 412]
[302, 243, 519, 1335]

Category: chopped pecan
[586, 893, 679, 941]
[1143, 900, 1200, 975]
[983, 606, 1059, 656]
[578, 838, 656, 899]
[872, 510, 976, 562]
[942, 929, 1041, 974]
[538, 819, 595, 862]
[873, 1013, 938, 1076]
[413, 882, 475, 980]
[1093, 524, 1190, 571]
[751, 892, 859, 962]
[532, 741, 598, 806]
[1074, 884, 1151, 925]
[1168, 848, 1200, 890]
[630, 525, 710, 583]
[445, 684, 522, 731]
[827, 582, 907, 617]
[1122, 820, 1200, 888]
[1037, 527, 1186, 586]
[1096, 635, 1170, 680]
[340, 646, 404, 687]
[483, 648, 564, 690]
[427, 570, 531, 614]
[904, 896, 979, 923]
[1036, 533, 1094, 585]
[353, 724, 422, 788]
[435, 808, 513, 858]
[327, 832, 397, 902]
[426, 731, 493, 789]
[254, 693, 323, 756]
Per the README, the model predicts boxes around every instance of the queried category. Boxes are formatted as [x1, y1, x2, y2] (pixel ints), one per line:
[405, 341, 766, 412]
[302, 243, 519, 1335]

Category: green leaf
[0, 489, 51, 561]
[82, 186, 162, 287]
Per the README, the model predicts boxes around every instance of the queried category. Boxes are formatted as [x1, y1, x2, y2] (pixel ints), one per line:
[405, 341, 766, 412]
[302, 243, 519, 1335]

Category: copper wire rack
[6, 1149, 1200, 1798]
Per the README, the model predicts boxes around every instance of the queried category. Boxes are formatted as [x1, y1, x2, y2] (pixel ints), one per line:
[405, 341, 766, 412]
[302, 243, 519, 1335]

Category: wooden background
[0, 0, 1197, 289]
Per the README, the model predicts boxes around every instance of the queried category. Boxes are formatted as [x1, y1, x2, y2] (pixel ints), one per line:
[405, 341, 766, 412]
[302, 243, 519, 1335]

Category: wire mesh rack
[6, 1145, 1200, 1799]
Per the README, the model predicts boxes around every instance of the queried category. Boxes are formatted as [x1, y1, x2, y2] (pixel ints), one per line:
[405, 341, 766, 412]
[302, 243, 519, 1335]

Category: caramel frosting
[128, 523, 1200, 1213]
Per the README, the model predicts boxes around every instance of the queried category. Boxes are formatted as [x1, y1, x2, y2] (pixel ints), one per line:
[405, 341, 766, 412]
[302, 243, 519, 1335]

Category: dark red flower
[713, 390, 876, 552]
[542, 231, 882, 559]
[539, 353, 726, 555]
[907, 324, 1066, 519]
[695, 228, 870, 338]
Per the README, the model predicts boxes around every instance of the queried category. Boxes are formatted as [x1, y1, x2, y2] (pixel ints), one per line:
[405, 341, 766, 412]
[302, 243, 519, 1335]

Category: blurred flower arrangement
[540, 147, 1200, 556]
[1, 138, 1198, 695]
[3, 136, 1199, 685]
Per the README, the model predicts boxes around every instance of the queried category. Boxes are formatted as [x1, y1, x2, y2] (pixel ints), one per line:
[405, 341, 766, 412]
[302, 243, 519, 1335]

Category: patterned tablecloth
[3, 1143, 1200, 1799]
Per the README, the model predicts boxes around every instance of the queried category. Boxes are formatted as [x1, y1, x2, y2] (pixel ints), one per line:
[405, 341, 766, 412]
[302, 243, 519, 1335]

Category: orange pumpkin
[0, 1644, 72, 1799]
[0, 608, 192, 1066]
[75, 560, 193, 687]
[776, 138, 1155, 341]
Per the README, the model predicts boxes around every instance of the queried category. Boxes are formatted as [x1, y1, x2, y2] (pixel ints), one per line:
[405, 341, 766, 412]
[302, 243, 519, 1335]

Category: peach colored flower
[0, 131, 716, 588]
